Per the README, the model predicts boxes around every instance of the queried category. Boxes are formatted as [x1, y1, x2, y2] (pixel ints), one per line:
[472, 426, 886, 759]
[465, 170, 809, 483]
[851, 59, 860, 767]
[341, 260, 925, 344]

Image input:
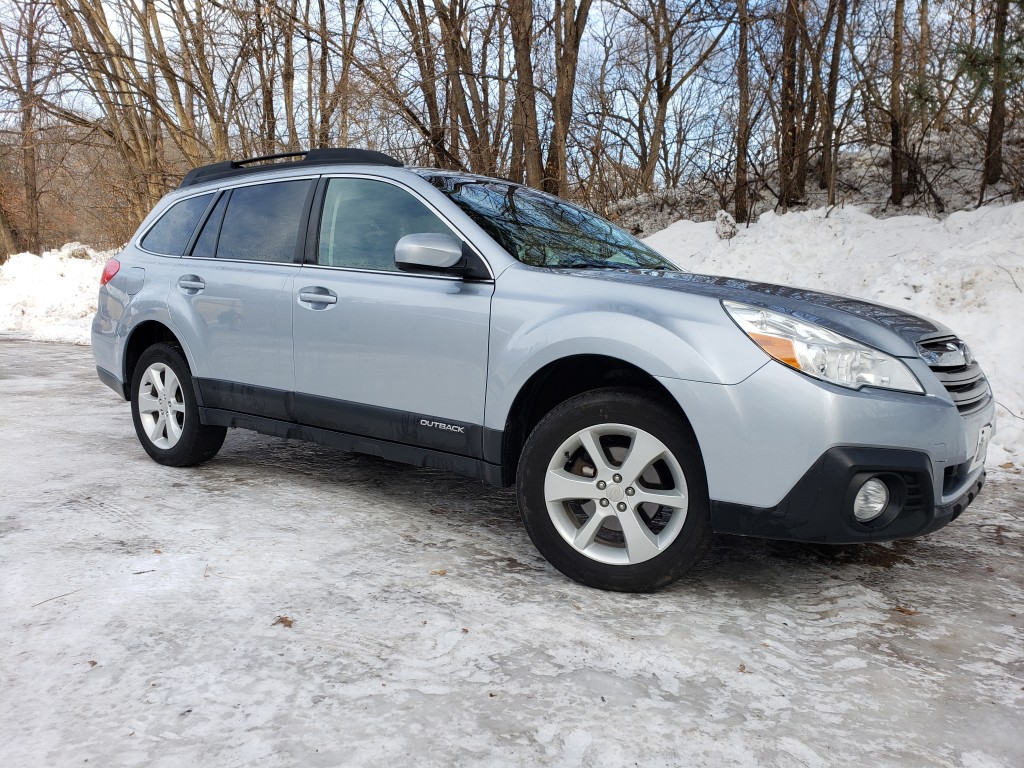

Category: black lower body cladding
[711, 446, 985, 543]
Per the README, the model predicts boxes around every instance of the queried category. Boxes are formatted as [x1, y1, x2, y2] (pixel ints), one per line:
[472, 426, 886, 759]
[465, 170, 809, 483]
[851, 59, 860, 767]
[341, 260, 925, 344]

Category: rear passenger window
[215, 180, 313, 263]
[141, 194, 213, 255]
[318, 178, 457, 271]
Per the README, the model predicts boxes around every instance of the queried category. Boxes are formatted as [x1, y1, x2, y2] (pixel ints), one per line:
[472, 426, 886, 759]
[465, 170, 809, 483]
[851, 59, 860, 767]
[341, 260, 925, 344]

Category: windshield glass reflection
[419, 172, 677, 272]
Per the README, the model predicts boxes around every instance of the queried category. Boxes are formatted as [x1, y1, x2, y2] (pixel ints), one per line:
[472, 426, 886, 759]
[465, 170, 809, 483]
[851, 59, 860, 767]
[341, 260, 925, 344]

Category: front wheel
[516, 389, 711, 592]
[130, 343, 226, 467]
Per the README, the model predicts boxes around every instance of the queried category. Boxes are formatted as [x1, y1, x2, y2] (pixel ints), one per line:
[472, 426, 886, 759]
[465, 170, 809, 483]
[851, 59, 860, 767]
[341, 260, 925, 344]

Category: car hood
[574, 269, 952, 357]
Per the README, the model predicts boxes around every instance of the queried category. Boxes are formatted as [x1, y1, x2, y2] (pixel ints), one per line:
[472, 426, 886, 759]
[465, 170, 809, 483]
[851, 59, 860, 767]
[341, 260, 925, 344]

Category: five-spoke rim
[544, 423, 689, 565]
[137, 362, 185, 449]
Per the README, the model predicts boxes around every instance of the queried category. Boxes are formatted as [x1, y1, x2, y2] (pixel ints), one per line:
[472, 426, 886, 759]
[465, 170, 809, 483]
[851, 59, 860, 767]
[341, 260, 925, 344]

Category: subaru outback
[92, 148, 994, 591]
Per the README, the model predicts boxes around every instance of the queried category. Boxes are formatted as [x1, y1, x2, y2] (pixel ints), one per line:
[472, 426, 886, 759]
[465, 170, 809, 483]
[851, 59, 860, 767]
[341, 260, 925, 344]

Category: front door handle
[298, 287, 338, 307]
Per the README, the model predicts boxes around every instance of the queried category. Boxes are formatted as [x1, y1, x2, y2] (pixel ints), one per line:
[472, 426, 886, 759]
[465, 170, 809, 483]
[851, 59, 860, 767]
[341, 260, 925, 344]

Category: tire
[130, 343, 226, 467]
[517, 388, 711, 592]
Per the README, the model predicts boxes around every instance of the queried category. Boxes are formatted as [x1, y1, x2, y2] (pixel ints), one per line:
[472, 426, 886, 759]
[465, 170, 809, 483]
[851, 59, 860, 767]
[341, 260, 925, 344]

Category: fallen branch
[31, 588, 83, 607]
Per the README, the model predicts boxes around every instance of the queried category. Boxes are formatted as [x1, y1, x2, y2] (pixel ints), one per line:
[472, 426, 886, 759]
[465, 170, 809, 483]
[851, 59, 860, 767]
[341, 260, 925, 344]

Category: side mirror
[395, 233, 464, 272]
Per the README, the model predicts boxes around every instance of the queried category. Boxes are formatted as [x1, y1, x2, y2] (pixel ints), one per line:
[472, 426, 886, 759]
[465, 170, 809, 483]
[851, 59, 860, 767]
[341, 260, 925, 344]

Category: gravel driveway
[2, 338, 1022, 767]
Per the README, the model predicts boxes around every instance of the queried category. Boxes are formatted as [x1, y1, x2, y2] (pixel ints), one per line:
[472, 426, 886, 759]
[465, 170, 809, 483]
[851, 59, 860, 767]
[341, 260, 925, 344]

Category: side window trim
[308, 173, 494, 279]
[303, 177, 329, 265]
[184, 189, 227, 257]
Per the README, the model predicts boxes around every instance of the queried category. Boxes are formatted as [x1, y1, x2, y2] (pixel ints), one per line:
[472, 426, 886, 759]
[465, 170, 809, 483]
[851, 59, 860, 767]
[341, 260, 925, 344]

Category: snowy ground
[1, 338, 1022, 767]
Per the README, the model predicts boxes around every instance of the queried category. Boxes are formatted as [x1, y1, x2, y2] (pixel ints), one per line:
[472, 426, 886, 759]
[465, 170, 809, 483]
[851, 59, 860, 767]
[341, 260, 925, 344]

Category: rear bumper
[711, 446, 986, 543]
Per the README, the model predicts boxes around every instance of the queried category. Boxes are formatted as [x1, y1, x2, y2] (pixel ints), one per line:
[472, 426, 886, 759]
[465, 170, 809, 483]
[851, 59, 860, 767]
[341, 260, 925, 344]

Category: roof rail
[179, 148, 404, 188]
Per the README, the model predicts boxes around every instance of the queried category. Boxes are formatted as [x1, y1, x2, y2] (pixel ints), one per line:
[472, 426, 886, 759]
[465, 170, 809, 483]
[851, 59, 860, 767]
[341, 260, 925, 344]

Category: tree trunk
[820, 0, 848, 204]
[890, 0, 905, 205]
[543, 0, 593, 196]
[253, 0, 277, 154]
[918, 0, 929, 88]
[509, 0, 543, 186]
[20, 69, 40, 253]
[735, 0, 750, 223]
[395, 0, 450, 166]
[282, 0, 301, 152]
[433, 1, 494, 174]
[0, 196, 18, 262]
[778, 0, 799, 209]
[510, 97, 539, 185]
[0, 0, 45, 252]
[984, 0, 1008, 185]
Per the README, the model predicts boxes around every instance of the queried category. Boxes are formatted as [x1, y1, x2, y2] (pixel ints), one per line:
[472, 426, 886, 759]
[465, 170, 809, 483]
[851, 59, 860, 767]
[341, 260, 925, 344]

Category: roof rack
[179, 148, 404, 188]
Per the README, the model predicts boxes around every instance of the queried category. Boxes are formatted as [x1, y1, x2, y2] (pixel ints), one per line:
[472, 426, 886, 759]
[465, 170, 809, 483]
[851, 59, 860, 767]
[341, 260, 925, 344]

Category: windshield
[418, 172, 677, 271]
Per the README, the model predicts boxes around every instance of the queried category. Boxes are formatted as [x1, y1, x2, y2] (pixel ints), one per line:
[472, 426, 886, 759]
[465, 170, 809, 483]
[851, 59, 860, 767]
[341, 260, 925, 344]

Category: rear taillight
[100, 258, 120, 286]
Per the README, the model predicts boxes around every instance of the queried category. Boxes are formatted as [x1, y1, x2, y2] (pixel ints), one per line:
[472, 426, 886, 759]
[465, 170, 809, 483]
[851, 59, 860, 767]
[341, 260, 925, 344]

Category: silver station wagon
[93, 148, 994, 591]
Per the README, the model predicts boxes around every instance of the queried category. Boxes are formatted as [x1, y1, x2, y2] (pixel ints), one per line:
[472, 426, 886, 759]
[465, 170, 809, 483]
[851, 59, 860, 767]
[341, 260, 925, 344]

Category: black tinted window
[141, 194, 213, 255]
[318, 178, 456, 270]
[216, 180, 312, 262]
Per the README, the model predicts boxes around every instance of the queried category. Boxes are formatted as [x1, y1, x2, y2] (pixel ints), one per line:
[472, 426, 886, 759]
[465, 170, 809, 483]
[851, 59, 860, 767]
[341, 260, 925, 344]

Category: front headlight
[723, 300, 923, 394]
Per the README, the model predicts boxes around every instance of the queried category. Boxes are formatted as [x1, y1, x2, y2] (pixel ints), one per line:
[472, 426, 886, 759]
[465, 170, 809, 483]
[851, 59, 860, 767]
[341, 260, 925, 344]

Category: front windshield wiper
[549, 262, 625, 270]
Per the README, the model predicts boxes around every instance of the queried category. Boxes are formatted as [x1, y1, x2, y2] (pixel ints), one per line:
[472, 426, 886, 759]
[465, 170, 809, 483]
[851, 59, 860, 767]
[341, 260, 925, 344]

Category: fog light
[853, 478, 889, 522]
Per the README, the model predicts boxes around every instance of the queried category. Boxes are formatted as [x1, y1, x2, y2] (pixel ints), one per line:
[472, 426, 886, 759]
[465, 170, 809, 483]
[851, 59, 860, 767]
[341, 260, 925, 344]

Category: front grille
[918, 336, 991, 414]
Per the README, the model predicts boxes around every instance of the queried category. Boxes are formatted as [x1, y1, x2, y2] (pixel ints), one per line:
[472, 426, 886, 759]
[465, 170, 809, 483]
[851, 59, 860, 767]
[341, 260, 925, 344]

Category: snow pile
[0, 243, 113, 345]
[647, 202, 1024, 466]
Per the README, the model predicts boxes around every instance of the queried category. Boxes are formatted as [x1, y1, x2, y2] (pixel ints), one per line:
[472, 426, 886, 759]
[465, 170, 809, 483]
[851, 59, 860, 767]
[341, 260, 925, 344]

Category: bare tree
[509, 0, 544, 186]
[890, 0, 906, 204]
[0, 192, 18, 259]
[611, 1, 732, 194]
[0, 0, 56, 252]
[820, 0, 848, 204]
[735, 0, 751, 222]
[984, 0, 1010, 185]
[544, 0, 594, 195]
[777, 0, 800, 209]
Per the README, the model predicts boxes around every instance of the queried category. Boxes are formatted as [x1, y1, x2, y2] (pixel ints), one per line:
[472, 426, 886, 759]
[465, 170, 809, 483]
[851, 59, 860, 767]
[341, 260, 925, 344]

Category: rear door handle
[178, 276, 205, 292]
[298, 287, 338, 307]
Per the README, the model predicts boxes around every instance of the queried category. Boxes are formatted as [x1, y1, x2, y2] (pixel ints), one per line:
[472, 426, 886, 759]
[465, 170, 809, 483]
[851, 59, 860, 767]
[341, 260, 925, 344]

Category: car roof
[179, 148, 404, 189]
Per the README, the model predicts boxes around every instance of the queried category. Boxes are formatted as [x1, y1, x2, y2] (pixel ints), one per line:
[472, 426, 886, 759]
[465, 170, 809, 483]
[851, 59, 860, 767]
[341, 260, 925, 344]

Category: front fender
[484, 268, 768, 430]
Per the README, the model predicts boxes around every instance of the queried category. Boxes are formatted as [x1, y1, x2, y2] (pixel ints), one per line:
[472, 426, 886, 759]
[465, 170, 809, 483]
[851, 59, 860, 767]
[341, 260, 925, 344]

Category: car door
[292, 175, 494, 457]
[169, 178, 315, 419]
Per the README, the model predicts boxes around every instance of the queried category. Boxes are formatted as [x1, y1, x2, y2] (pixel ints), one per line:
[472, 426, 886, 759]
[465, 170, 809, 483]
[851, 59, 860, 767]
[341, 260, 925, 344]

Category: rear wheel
[131, 343, 225, 466]
[517, 389, 711, 592]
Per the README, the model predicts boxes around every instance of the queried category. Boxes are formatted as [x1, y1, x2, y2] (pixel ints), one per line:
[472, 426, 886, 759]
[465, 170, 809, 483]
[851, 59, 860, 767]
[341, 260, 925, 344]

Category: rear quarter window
[140, 193, 214, 255]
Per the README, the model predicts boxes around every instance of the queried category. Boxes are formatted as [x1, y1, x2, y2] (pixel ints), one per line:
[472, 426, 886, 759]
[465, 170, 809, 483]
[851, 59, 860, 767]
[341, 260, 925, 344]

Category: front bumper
[710, 446, 986, 543]
[657, 358, 994, 544]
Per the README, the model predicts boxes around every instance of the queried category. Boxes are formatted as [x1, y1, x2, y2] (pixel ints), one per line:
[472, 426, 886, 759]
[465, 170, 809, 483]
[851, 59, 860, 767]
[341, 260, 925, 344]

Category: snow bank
[0, 243, 113, 345]
[647, 202, 1024, 466]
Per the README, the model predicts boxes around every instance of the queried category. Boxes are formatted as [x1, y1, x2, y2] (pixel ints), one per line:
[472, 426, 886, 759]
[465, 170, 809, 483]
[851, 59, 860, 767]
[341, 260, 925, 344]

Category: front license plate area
[969, 424, 992, 473]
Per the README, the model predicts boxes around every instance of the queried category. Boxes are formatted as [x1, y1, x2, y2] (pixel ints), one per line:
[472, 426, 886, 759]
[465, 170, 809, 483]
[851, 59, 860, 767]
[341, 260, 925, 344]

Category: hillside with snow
[0, 204, 1020, 464]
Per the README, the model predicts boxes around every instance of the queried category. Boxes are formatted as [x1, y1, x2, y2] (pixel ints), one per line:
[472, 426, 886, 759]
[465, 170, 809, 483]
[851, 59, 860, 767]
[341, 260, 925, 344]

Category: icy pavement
[2, 338, 1022, 767]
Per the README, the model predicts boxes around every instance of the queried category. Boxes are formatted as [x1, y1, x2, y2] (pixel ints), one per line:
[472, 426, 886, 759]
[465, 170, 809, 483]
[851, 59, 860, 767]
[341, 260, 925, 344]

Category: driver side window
[318, 178, 457, 271]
